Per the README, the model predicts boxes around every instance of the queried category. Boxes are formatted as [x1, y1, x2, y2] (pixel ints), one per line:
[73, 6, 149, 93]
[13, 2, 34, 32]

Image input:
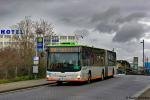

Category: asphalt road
[0, 75, 150, 100]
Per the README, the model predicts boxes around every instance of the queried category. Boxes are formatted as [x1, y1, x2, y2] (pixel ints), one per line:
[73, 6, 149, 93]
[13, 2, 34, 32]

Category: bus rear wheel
[101, 72, 104, 81]
[111, 69, 115, 78]
[87, 73, 91, 84]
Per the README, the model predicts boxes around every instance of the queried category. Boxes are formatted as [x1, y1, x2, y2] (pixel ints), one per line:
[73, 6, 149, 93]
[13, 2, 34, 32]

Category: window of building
[4, 35, 11, 38]
[60, 36, 67, 40]
[68, 36, 75, 40]
[3, 42, 11, 45]
[4, 42, 7, 45]
[52, 36, 58, 39]
[0, 35, 3, 38]
[0, 42, 3, 45]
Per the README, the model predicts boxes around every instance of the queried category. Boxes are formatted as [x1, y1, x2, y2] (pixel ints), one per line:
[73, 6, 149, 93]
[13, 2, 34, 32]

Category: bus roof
[46, 42, 115, 53]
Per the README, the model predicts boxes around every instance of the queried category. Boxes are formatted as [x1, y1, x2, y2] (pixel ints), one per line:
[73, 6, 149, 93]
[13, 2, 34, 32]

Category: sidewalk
[0, 79, 55, 93]
[131, 85, 150, 100]
[136, 88, 150, 100]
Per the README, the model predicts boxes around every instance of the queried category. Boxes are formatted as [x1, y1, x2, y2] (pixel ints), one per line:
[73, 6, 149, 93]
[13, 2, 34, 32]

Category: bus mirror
[78, 61, 81, 65]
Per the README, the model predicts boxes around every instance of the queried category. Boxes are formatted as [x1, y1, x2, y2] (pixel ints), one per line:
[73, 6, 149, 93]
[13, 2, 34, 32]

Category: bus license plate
[59, 78, 65, 81]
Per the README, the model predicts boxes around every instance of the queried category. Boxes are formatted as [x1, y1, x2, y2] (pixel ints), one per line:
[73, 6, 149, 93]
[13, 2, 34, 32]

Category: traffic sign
[33, 61, 39, 65]
[37, 37, 44, 52]
[33, 56, 39, 61]
[33, 66, 38, 74]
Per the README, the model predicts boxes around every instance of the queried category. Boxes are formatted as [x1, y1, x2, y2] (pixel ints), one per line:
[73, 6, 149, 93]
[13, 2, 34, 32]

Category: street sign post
[33, 56, 39, 61]
[32, 56, 39, 79]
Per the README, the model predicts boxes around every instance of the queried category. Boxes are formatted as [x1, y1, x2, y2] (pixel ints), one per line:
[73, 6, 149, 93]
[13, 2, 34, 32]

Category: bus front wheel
[56, 81, 62, 85]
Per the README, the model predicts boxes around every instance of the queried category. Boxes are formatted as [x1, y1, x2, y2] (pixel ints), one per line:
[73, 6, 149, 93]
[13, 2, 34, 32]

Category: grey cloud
[58, 7, 121, 30]
[91, 9, 149, 39]
[0, 0, 16, 19]
[0, 0, 150, 43]
[91, 7, 120, 33]
[56, 5, 149, 35]
[95, 22, 118, 33]
[113, 22, 147, 42]
[124, 12, 147, 21]
[0, 9, 12, 17]
[91, 7, 120, 23]
[92, 9, 148, 34]
[116, 12, 148, 23]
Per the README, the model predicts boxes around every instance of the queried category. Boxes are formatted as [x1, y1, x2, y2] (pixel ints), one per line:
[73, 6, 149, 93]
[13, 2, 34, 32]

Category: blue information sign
[37, 37, 44, 52]
[52, 39, 59, 42]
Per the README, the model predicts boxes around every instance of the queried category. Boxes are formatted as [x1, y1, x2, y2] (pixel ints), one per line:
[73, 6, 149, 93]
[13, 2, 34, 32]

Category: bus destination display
[50, 47, 80, 52]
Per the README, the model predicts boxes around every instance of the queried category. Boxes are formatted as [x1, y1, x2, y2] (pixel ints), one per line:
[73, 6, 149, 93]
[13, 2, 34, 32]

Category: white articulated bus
[46, 42, 116, 84]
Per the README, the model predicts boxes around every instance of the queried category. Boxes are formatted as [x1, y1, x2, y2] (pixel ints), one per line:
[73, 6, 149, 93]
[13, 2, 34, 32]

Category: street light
[140, 39, 144, 69]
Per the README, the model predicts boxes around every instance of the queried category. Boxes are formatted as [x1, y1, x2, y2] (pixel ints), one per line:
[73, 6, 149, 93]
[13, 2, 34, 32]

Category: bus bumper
[46, 77, 86, 82]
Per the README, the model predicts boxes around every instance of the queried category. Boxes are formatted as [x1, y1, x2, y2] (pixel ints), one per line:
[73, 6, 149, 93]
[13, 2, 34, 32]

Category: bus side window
[101, 57, 104, 66]
[82, 50, 87, 66]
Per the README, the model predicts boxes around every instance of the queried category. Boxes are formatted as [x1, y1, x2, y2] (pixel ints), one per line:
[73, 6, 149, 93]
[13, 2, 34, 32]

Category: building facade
[0, 34, 76, 49]
[0, 35, 14, 48]
[44, 35, 76, 47]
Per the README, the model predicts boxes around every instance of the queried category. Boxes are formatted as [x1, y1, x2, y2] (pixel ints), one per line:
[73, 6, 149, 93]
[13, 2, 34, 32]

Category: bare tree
[33, 19, 54, 37]
[11, 16, 54, 78]
[0, 17, 54, 80]
[33, 19, 54, 77]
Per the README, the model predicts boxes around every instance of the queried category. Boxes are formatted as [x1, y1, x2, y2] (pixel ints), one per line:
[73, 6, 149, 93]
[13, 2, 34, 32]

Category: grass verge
[0, 76, 41, 84]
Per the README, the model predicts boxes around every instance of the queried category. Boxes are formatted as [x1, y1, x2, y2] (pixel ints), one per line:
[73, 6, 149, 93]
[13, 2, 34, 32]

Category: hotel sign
[0, 29, 23, 35]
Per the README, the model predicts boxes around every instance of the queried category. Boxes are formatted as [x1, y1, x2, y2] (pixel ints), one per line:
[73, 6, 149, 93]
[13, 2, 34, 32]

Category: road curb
[0, 82, 55, 94]
[130, 85, 150, 100]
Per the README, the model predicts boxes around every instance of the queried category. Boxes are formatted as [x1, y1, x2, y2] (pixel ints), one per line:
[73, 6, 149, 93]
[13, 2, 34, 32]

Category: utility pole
[140, 40, 145, 73]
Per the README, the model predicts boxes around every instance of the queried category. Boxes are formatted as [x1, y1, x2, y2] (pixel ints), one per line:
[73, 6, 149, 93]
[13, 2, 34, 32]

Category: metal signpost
[33, 56, 39, 79]
[32, 28, 44, 79]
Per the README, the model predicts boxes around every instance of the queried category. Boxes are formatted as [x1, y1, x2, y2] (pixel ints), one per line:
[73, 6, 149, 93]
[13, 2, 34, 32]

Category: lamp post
[140, 39, 145, 71]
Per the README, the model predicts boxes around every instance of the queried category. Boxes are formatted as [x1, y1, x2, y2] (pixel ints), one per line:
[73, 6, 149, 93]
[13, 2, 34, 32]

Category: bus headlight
[47, 75, 50, 78]
[77, 75, 81, 78]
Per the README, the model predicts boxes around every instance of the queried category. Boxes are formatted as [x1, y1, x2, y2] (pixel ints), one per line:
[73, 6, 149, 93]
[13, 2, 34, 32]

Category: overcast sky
[0, 0, 150, 65]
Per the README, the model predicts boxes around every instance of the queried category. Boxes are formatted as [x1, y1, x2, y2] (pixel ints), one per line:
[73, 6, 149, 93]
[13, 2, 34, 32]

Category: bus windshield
[47, 52, 81, 72]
